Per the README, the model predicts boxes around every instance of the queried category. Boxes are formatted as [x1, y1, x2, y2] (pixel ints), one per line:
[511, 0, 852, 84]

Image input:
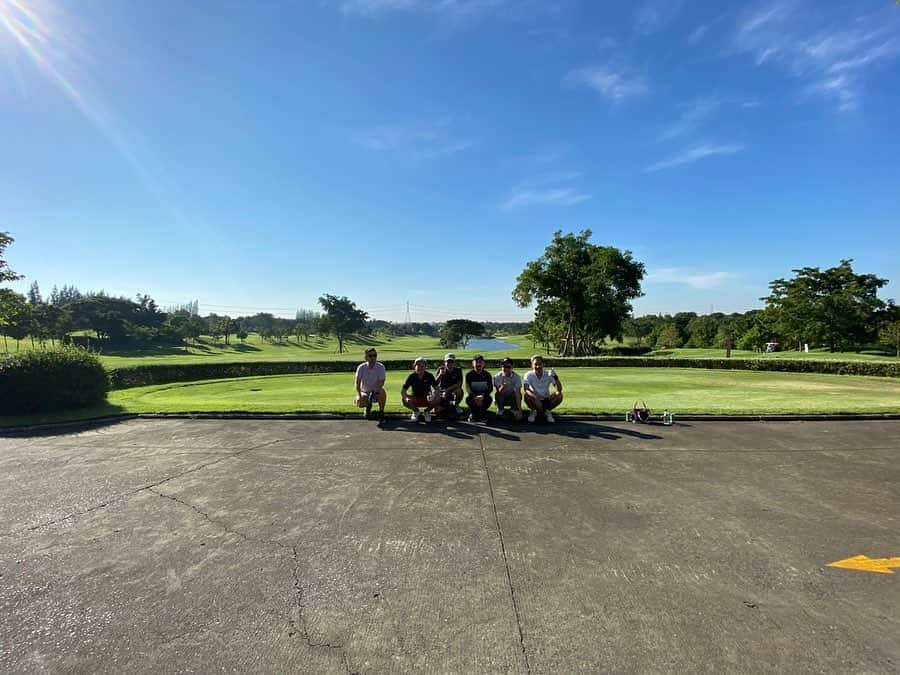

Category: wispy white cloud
[647, 268, 737, 289]
[338, 0, 557, 21]
[339, 0, 418, 17]
[565, 64, 650, 101]
[645, 143, 745, 172]
[658, 97, 721, 142]
[732, 2, 900, 111]
[634, 0, 683, 36]
[502, 187, 590, 210]
[687, 23, 710, 44]
[358, 119, 473, 159]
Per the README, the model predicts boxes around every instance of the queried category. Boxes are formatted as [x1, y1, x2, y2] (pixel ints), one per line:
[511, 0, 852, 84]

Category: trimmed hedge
[107, 356, 900, 390]
[1, 346, 109, 415]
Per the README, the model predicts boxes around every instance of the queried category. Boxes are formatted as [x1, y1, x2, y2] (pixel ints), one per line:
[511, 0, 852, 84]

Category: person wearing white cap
[434, 353, 464, 416]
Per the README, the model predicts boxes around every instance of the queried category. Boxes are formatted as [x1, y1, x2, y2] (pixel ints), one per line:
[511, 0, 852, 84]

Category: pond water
[465, 337, 521, 352]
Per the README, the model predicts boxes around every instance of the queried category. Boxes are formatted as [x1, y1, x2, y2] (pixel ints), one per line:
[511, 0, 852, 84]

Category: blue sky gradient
[3, 0, 899, 322]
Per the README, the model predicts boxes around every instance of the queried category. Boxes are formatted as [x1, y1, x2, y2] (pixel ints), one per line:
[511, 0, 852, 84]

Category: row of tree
[3, 230, 899, 356]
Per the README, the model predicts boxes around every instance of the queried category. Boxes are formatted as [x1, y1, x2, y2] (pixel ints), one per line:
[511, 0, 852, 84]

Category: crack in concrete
[13, 438, 288, 536]
[289, 546, 353, 674]
[148, 490, 353, 672]
[479, 433, 531, 672]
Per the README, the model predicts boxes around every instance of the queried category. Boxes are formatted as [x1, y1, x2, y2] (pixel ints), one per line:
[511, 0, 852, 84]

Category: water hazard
[465, 337, 520, 352]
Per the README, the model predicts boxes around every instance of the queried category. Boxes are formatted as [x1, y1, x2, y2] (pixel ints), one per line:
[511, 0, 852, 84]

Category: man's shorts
[496, 393, 520, 409]
[407, 395, 430, 408]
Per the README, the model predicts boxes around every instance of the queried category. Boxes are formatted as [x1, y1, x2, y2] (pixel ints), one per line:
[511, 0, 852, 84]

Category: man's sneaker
[423, 411, 432, 423]
[410, 411, 419, 422]
[545, 411, 555, 423]
[527, 411, 536, 423]
[497, 406, 505, 416]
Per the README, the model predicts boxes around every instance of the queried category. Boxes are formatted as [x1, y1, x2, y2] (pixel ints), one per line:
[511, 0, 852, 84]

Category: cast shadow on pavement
[380, 419, 662, 442]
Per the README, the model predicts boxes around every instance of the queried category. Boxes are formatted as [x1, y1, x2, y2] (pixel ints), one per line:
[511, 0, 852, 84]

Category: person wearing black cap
[464, 354, 493, 422]
[493, 357, 523, 421]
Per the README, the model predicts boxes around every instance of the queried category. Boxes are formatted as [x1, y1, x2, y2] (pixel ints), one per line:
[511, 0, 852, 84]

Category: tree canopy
[318, 294, 368, 354]
[0, 232, 23, 285]
[762, 260, 888, 352]
[439, 319, 485, 349]
[512, 230, 645, 356]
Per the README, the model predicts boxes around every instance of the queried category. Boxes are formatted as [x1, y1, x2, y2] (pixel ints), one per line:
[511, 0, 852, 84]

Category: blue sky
[2, 0, 899, 323]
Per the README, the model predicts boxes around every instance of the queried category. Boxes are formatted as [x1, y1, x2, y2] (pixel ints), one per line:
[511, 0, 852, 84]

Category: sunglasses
[366, 353, 377, 358]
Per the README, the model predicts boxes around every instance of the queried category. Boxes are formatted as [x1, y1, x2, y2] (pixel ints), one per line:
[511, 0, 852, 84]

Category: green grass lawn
[89, 333, 539, 368]
[5, 367, 898, 428]
[647, 347, 895, 361]
[97, 367, 900, 416]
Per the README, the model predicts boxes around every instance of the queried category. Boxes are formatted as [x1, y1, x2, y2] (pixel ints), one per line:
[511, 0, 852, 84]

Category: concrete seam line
[145, 487, 353, 670]
[15, 438, 283, 536]
[290, 546, 353, 673]
[480, 433, 531, 672]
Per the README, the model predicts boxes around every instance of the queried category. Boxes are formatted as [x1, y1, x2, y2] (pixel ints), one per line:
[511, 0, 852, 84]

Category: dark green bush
[0, 346, 109, 415]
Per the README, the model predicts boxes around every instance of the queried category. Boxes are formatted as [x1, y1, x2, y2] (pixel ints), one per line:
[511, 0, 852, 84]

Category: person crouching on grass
[401, 357, 437, 423]
[355, 347, 386, 421]
[433, 353, 464, 416]
[494, 357, 524, 422]
[523, 355, 563, 423]
[464, 354, 493, 422]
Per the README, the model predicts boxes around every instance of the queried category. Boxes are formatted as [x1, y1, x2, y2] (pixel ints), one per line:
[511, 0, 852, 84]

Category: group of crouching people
[355, 349, 564, 424]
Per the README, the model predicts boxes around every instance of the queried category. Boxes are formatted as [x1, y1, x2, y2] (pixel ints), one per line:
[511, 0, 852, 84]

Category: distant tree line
[0, 278, 530, 353]
[2, 231, 898, 356]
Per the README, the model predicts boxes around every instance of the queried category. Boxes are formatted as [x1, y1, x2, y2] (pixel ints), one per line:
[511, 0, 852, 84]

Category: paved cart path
[2, 419, 898, 672]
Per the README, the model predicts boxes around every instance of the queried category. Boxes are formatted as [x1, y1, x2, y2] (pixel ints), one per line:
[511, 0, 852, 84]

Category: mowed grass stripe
[108, 368, 900, 415]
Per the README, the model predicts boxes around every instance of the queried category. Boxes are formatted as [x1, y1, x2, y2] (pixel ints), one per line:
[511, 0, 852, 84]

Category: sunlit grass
[100, 368, 900, 417]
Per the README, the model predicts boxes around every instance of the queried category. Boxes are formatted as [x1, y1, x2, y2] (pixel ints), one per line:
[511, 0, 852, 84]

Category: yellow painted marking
[826, 555, 900, 574]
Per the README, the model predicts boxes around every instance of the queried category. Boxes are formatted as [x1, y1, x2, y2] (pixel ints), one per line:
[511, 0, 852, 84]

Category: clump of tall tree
[513, 230, 645, 356]
[762, 260, 889, 352]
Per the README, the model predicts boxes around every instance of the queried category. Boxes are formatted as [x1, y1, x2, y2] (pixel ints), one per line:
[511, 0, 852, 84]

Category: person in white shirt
[355, 347, 386, 421]
[493, 357, 524, 422]
[523, 354, 563, 423]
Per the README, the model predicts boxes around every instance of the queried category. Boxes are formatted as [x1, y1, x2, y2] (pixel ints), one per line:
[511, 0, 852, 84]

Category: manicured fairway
[106, 367, 900, 416]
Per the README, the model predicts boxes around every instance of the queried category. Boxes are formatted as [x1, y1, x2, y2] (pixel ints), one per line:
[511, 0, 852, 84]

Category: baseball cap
[444, 353, 456, 361]
[500, 357, 513, 366]
[472, 354, 484, 361]
[414, 356, 427, 365]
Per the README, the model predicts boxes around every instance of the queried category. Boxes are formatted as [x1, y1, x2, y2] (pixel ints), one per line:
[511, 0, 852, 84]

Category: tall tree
[763, 260, 888, 352]
[439, 319, 485, 348]
[0, 232, 23, 285]
[512, 230, 644, 356]
[27, 281, 42, 305]
[318, 294, 368, 354]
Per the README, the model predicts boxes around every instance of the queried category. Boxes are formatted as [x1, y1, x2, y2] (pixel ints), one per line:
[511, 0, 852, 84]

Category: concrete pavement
[1, 418, 898, 673]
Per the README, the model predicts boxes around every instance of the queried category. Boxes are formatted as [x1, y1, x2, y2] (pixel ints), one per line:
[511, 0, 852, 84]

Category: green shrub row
[108, 356, 900, 390]
[1, 346, 109, 415]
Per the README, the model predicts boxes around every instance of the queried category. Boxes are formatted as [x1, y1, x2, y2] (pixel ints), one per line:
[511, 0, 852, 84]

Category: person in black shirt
[433, 352, 464, 416]
[465, 354, 494, 422]
[401, 357, 437, 423]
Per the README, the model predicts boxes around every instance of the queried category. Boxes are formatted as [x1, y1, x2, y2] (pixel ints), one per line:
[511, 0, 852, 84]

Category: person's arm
[551, 369, 562, 394]
[464, 372, 474, 395]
